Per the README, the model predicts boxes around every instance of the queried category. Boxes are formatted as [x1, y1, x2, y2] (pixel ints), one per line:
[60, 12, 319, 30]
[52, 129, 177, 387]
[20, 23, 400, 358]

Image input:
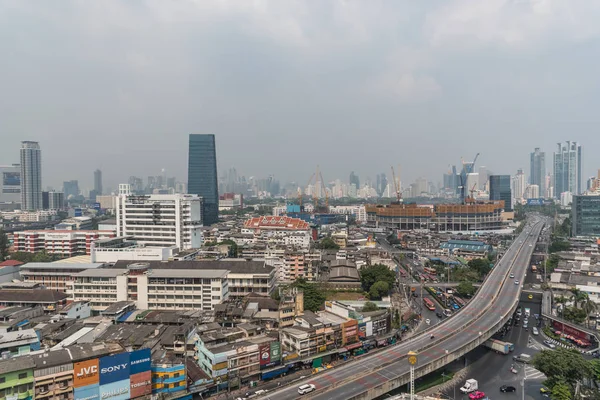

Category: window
[18, 373, 27, 379]
[0, 377, 5, 384]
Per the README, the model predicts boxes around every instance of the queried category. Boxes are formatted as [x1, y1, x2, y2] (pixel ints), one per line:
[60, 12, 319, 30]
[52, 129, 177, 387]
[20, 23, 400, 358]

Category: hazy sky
[2, 0, 600, 192]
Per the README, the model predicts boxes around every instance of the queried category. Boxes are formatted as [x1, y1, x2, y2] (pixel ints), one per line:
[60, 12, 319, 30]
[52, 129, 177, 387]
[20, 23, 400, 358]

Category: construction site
[366, 155, 509, 233]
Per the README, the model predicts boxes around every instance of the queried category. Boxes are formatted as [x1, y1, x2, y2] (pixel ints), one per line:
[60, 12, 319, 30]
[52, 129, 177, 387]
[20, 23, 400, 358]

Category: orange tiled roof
[244, 216, 310, 230]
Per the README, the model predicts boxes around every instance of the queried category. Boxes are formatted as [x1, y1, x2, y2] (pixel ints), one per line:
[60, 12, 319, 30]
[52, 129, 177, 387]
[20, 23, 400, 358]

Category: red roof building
[0, 260, 24, 267]
[243, 216, 310, 231]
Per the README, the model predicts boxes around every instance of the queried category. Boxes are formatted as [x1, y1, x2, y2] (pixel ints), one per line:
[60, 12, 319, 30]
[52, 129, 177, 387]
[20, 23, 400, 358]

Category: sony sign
[100, 364, 128, 374]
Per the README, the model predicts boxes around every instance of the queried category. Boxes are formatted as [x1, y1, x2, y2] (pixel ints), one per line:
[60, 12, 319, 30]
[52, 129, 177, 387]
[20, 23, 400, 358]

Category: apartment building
[72, 264, 229, 311]
[116, 185, 204, 250]
[12, 230, 115, 257]
[20, 262, 104, 295]
[90, 236, 181, 263]
[242, 216, 312, 249]
[111, 259, 276, 298]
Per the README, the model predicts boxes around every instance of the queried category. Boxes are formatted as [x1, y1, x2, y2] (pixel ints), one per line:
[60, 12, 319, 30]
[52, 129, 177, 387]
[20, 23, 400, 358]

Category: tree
[0, 229, 8, 261]
[570, 289, 588, 309]
[315, 237, 339, 250]
[9, 251, 34, 263]
[456, 281, 476, 298]
[290, 278, 326, 313]
[551, 380, 572, 400]
[32, 251, 52, 263]
[533, 348, 593, 388]
[362, 301, 379, 312]
[550, 240, 570, 254]
[467, 258, 492, 279]
[562, 306, 587, 324]
[582, 298, 598, 328]
[360, 264, 396, 293]
[369, 281, 390, 300]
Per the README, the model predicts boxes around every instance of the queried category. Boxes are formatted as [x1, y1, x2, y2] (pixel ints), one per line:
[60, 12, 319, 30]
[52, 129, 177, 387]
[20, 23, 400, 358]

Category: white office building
[20, 141, 42, 210]
[116, 184, 204, 249]
[72, 265, 229, 311]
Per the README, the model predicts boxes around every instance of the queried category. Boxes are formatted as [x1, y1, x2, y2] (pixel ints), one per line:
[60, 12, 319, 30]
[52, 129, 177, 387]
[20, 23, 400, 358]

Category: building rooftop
[0, 289, 68, 304]
[52, 255, 93, 264]
[0, 355, 35, 375]
[110, 260, 273, 275]
[75, 269, 127, 278]
[0, 260, 24, 267]
[21, 262, 104, 270]
[149, 269, 228, 279]
[440, 240, 492, 253]
[244, 216, 310, 231]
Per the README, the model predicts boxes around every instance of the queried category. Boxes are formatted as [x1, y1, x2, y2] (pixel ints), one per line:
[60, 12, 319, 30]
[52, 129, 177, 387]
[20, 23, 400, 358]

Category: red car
[469, 391, 486, 400]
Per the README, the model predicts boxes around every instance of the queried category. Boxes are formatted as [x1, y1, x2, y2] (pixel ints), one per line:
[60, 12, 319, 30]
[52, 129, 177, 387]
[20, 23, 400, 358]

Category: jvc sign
[99, 353, 130, 385]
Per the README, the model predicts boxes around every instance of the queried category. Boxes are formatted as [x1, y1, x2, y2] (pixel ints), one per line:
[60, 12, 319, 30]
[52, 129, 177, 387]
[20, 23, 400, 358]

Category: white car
[514, 280, 519, 285]
[532, 327, 539, 335]
[509, 273, 515, 278]
[255, 390, 268, 395]
[543, 340, 556, 349]
[298, 384, 316, 395]
[425, 319, 431, 325]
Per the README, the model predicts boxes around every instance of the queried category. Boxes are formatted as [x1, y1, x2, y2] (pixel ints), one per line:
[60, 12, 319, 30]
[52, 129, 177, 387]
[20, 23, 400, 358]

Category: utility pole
[408, 351, 418, 400]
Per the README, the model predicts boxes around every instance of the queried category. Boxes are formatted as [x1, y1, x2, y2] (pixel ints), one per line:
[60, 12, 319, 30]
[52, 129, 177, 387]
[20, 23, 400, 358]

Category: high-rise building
[553, 141, 583, 198]
[42, 191, 65, 210]
[529, 148, 546, 198]
[63, 180, 80, 199]
[511, 169, 526, 204]
[20, 141, 42, 211]
[349, 171, 360, 190]
[116, 184, 204, 249]
[489, 175, 512, 211]
[0, 164, 21, 204]
[188, 134, 219, 225]
[94, 169, 103, 195]
[572, 195, 600, 236]
[478, 166, 488, 191]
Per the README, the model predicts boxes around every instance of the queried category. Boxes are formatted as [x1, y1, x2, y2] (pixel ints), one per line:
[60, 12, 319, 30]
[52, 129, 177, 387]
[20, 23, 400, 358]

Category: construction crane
[318, 170, 329, 210]
[468, 183, 477, 203]
[391, 165, 403, 204]
[299, 172, 315, 210]
[304, 166, 330, 213]
[458, 153, 480, 204]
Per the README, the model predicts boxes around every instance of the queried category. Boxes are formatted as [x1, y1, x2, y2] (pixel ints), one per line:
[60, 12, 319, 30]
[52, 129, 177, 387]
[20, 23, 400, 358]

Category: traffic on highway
[261, 218, 545, 400]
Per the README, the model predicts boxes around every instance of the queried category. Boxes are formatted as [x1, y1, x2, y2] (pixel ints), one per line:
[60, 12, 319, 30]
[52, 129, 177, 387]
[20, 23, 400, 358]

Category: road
[262, 219, 545, 400]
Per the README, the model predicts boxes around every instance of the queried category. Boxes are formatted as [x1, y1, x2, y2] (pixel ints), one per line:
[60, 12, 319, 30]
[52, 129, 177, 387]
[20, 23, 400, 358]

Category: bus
[423, 298, 436, 311]
[454, 297, 466, 307]
[424, 267, 437, 275]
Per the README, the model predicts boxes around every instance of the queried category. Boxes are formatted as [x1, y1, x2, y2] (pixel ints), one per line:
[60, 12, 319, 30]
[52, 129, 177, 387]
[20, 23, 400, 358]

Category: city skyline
[2, 2, 600, 189]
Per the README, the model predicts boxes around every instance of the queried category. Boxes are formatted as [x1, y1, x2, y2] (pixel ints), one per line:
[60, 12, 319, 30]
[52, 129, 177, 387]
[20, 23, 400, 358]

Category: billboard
[74, 383, 99, 400]
[526, 198, 544, 206]
[74, 208, 83, 217]
[99, 353, 130, 385]
[130, 371, 152, 399]
[74, 359, 100, 388]
[259, 344, 271, 368]
[129, 348, 151, 375]
[270, 342, 281, 362]
[3, 172, 20, 186]
[99, 379, 130, 400]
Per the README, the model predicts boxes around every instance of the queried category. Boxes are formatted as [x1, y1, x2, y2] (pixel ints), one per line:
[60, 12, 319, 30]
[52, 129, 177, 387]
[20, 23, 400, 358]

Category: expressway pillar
[408, 351, 418, 400]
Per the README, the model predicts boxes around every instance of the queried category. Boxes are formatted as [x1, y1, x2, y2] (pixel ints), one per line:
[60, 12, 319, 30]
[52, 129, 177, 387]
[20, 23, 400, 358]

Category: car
[255, 390, 268, 395]
[425, 319, 431, 325]
[543, 340, 556, 349]
[540, 387, 550, 394]
[528, 294, 533, 299]
[469, 391, 486, 400]
[509, 273, 515, 278]
[514, 280, 519, 285]
[532, 327, 539, 335]
[500, 385, 517, 393]
[298, 384, 316, 395]
[436, 312, 443, 318]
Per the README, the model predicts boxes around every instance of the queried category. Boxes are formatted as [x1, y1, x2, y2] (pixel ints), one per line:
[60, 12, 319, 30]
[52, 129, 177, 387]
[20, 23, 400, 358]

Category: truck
[484, 339, 515, 355]
[531, 265, 537, 273]
[460, 379, 478, 394]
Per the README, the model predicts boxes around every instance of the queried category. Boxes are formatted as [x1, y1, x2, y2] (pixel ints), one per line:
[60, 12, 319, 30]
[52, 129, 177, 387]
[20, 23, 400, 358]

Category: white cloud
[425, 0, 600, 50]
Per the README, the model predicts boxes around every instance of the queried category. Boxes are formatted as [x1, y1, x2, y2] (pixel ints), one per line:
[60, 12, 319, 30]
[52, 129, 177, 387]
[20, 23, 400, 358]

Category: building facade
[188, 134, 219, 225]
[20, 141, 42, 211]
[0, 164, 21, 204]
[572, 195, 600, 237]
[554, 141, 583, 198]
[42, 191, 65, 210]
[12, 230, 115, 257]
[489, 175, 512, 211]
[72, 266, 229, 311]
[115, 188, 204, 249]
[20, 262, 104, 295]
[94, 169, 103, 196]
[530, 148, 546, 198]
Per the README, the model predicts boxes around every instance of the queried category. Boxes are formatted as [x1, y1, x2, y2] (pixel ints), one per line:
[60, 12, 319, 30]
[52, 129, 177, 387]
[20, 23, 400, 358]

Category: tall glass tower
[188, 134, 219, 225]
[529, 148, 546, 198]
[553, 141, 582, 198]
[20, 141, 42, 211]
[489, 175, 512, 211]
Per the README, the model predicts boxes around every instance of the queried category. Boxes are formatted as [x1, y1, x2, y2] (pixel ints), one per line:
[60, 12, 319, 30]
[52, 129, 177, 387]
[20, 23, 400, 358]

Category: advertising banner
[74, 383, 99, 400]
[99, 353, 130, 385]
[74, 359, 99, 388]
[99, 379, 130, 400]
[129, 348, 151, 375]
[259, 344, 271, 368]
[3, 172, 20, 186]
[130, 371, 152, 399]
[526, 198, 544, 206]
[270, 342, 281, 362]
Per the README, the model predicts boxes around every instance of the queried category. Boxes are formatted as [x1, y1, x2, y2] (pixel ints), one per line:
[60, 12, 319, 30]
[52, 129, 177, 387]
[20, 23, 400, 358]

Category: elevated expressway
[266, 219, 545, 400]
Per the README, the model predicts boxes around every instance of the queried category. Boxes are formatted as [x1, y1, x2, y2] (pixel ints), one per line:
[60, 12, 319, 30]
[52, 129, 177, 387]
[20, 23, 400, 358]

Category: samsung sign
[129, 348, 151, 375]
[99, 353, 130, 385]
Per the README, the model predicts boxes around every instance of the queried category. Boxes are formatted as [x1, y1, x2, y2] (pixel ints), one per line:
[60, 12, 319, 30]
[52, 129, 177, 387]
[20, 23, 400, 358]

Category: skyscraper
[188, 134, 219, 225]
[489, 175, 512, 211]
[554, 141, 583, 198]
[511, 169, 526, 205]
[94, 169, 103, 195]
[349, 171, 360, 190]
[20, 141, 42, 211]
[530, 148, 546, 198]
